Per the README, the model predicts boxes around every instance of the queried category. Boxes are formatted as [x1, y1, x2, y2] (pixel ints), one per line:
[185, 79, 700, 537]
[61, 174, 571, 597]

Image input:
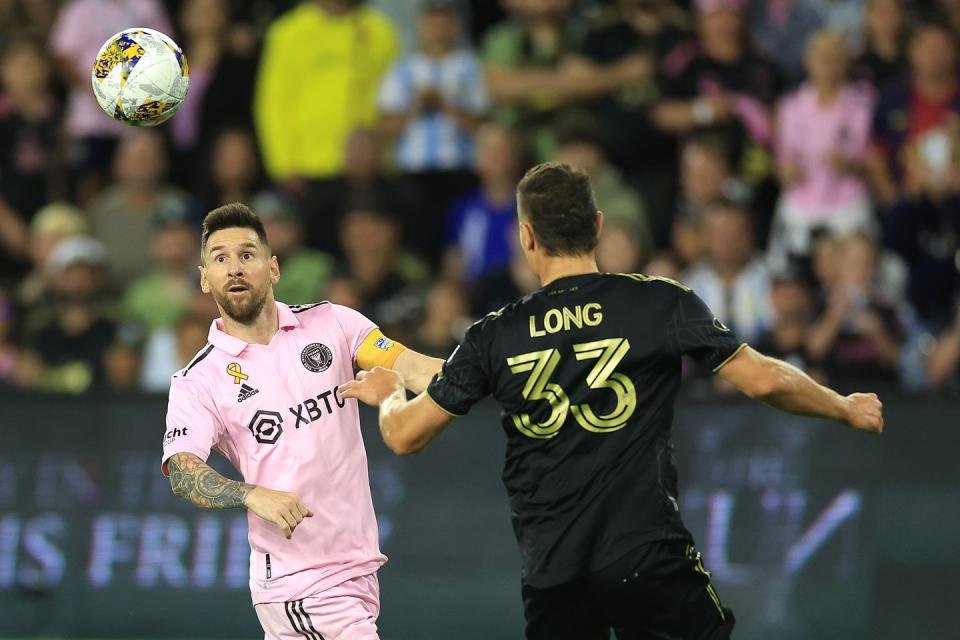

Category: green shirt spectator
[252, 191, 335, 305]
[122, 208, 199, 334]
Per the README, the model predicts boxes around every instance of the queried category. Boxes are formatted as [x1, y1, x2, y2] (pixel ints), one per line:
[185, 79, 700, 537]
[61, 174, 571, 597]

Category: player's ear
[199, 265, 210, 293]
[595, 210, 604, 240]
[519, 220, 536, 253]
[270, 255, 280, 284]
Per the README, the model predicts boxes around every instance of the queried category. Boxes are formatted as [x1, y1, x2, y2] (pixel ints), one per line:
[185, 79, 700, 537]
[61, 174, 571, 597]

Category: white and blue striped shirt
[378, 50, 489, 172]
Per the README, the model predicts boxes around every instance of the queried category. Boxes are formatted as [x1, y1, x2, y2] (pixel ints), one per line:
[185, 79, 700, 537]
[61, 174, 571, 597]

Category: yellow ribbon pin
[226, 362, 248, 384]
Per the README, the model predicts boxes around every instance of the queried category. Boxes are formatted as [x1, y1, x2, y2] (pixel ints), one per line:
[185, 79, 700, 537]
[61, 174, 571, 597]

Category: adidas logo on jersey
[237, 384, 260, 403]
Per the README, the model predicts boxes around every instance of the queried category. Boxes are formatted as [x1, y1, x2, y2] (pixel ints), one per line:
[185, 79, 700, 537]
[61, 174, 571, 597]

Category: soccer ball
[91, 28, 189, 127]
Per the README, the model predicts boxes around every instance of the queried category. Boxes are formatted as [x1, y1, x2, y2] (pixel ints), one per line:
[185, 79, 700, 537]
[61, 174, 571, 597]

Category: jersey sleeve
[356, 329, 407, 370]
[161, 377, 224, 476]
[426, 325, 491, 417]
[329, 303, 379, 367]
[667, 289, 747, 372]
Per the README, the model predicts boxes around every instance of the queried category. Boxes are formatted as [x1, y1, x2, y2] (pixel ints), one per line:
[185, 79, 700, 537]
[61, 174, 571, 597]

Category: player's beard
[214, 282, 270, 325]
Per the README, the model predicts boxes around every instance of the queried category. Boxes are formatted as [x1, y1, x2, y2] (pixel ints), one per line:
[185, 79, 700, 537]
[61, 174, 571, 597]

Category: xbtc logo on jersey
[245, 386, 348, 444]
[247, 410, 283, 445]
[290, 386, 347, 429]
[301, 343, 333, 373]
[374, 337, 394, 351]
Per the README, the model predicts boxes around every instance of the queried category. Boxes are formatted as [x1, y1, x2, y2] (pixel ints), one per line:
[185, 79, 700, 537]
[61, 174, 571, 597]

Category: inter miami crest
[301, 343, 333, 373]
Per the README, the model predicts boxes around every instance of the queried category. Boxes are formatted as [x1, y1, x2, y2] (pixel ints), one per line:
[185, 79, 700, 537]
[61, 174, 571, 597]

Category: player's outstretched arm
[390, 349, 444, 395]
[717, 346, 884, 433]
[167, 452, 313, 539]
[340, 367, 454, 455]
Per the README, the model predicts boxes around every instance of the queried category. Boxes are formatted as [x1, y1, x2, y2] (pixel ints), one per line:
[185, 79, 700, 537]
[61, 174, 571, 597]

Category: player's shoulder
[171, 342, 217, 383]
[287, 301, 331, 317]
[607, 272, 691, 294]
[464, 298, 524, 340]
[286, 301, 375, 337]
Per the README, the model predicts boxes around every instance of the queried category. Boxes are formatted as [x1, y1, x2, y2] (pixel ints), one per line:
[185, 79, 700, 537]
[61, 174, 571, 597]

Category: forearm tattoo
[167, 453, 254, 510]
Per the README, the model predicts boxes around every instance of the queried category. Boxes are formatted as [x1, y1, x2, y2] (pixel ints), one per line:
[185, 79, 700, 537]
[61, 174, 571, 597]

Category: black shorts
[522, 540, 735, 640]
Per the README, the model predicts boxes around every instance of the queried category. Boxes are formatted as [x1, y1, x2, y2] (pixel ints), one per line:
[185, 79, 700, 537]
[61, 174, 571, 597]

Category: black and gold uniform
[427, 272, 744, 640]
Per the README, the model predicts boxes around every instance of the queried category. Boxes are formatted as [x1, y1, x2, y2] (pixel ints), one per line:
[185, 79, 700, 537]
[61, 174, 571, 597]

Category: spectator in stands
[483, 0, 649, 160]
[0, 287, 16, 386]
[15, 236, 117, 393]
[869, 24, 960, 207]
[48, 0, 172, 205]
[171, 0, 258, 173]
[0, 0, 60, 42]
[411, 279, 470, 357]
[570, 0, 687, 210]
[327, 206, 429, 333]
[121, 209, 199, 336]
[0, 38, 64, 222]
[379, 0, 488, 259]
[670, 133, 745, 267]
[882, 117, 960, 329]
[103, 328, 143, 391]
[140, 294, 218, 392]
[770, 30, 875, 272]
[252, 191, 334, 305]
[17, 202, 88, 309]
[596, 218, 647, 275]
[927, 304, 960, 389]
[255, 0, 398, 188]
[681, 199, 773, 343]
[643, 251, 683, 279]
[552, 114, 651, 252]
[199, 127, 265, 211]
[806, 232, 905, 389]
[746, 0, 826, 84]
[932, 0, 960, 40]
[87, 130, 194, 288]
[443, 123, 521, 285]
[471, 234, 539, 316]
[301, 129, 423, 255]
[653, 0, 781, 179]
[0, 196, 29, 283]
[753, 272, 818, 373]
[853, 0, 908, 91]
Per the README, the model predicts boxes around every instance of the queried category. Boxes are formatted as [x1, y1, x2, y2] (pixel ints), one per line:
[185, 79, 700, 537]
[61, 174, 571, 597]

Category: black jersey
[426, 272, 745, 588]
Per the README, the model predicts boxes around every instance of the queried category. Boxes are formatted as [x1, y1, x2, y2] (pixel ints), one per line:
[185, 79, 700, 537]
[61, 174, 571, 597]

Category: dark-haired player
[161, 203, 443, 640]
[341, 162, 883, 639]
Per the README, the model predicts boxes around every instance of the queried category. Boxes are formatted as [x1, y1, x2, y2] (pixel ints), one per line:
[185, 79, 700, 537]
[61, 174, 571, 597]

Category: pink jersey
[161, 301, 386, 604]
[775, 83, 874, 213]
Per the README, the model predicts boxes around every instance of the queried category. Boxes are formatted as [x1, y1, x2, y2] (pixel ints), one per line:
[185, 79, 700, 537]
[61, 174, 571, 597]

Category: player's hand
[339, 366, 405, 407]
[244, 487, 313, 539]
[841, 393, 884, 434]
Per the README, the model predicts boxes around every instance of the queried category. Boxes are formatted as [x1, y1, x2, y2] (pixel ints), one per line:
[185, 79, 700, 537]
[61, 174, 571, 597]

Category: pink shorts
[254, 573, 380, 640]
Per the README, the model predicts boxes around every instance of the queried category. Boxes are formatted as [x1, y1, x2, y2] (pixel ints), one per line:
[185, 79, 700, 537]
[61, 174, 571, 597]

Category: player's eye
[215, 255, 226, 263]
[242, 252, 253, 260]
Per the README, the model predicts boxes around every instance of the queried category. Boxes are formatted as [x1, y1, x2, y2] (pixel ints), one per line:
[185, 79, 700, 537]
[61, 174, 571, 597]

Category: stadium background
[1, 0, 959, 637]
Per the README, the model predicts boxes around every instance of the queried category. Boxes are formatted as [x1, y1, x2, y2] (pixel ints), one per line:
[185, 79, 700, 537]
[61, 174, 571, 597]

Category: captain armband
[356, 329, 407, 370]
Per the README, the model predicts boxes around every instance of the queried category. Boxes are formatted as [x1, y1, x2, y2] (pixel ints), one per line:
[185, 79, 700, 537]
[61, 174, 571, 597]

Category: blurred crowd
[1, 0, 960, 395]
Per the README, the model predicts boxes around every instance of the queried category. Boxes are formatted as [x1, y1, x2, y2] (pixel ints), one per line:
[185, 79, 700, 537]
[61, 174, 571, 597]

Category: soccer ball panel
[91, 28, 189, 127]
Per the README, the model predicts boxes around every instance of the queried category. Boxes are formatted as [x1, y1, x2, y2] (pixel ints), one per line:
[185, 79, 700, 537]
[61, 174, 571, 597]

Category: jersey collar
[208, 301, 301, 356]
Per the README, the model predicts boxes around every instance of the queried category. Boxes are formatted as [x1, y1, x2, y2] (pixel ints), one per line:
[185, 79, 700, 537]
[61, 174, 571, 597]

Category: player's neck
[220, 299, 280, 346]
[537, 255, 600, 287]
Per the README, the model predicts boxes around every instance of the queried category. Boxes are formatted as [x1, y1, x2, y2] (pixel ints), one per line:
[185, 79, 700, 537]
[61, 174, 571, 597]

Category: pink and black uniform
[161, 301, 405, 640]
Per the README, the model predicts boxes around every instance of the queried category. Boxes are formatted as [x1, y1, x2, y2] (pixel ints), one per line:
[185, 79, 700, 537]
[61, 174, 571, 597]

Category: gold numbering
[507, 338, 637, 438]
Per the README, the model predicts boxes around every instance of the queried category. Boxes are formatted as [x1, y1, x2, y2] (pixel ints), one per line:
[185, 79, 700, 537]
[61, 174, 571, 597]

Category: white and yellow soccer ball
[91, 28, 189, 127]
